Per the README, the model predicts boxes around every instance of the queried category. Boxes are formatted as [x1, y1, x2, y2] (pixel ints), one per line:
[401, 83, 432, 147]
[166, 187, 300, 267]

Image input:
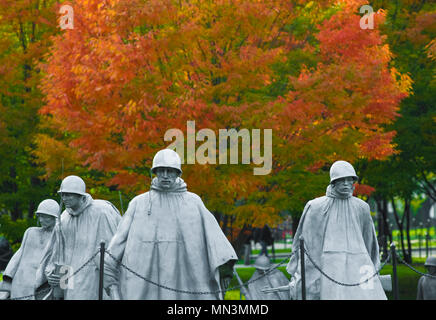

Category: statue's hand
[107, 285, 121, 300]
[47, 273, 61, 287]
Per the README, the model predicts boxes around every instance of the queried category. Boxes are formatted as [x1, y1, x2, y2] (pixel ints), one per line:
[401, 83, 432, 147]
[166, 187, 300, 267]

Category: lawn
[226, 263, 428, 300]
[1, 261, 429, 300]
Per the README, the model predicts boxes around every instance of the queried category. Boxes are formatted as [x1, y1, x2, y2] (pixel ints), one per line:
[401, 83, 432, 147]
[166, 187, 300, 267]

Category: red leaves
[354, 183, 376, 197]
[36, 0, 410, 227]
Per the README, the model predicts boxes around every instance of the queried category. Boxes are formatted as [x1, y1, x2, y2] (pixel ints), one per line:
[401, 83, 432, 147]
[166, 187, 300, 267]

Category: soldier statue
[104, 149, 238, 300]
[0, 199, 58, 300]
[264, 161, 386, 300]
[246, 255, 290, 300]
[35, 175, 121, 300]
[417, 256, 436, 300]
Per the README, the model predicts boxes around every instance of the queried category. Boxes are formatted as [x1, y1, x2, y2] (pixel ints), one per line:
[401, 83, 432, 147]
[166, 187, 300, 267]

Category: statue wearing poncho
[35, 176, 121, 300]
[104, 150, 238, 300]
[1, 200, 59, 300]
[286, 161, 386, 300]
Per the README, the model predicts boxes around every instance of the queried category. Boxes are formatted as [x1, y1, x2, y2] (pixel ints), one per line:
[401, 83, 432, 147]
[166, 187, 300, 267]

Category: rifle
[52, 195, 66, 300]
[233, 267, 252, 300]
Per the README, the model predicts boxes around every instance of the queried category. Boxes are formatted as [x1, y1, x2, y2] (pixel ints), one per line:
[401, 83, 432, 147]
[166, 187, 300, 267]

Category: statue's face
[61, 192, 84, 210]
[332, 176, 355, 196]
[427, 266, 436, 275]
[38, 213, 56, 229]
[155, 167, 179, 189]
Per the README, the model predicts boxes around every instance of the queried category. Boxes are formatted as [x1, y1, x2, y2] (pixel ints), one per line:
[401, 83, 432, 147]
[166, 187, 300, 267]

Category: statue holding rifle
[35, 175, 121, 300]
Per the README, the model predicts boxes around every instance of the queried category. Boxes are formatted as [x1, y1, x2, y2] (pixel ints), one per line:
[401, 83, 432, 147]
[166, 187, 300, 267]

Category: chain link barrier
[8, 250, 100, 300]
[106, 249, 294, 295]
[395, 254, 436, 279]
[302, 247, 391, 287]
[8, 286, 52, 300]
[11, 246, 436, 299]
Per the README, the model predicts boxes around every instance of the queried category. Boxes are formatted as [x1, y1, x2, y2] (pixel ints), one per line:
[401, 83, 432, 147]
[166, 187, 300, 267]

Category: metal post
[426, 233, 429, 257]
[99, 241, 105, 300]
[419, 234, 422, 258]
[431, 233, 433, 256]
[390, 243, 399, 300]
[300, 236, 306, 300]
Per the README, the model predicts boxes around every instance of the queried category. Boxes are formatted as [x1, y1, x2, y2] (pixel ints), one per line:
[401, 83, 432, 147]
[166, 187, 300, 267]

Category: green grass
[1, 262, 429, 300]
[227, 264, 428, 300]
[250, 248, 292, 255]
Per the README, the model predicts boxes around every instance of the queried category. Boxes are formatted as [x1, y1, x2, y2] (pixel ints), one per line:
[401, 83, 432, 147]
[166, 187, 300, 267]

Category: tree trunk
[231, 224, 252, 259]
[376, 198, 390, 260]
[391, 198, 411, 262]
[404, 199, 413, 263]
[376, 198, 389, 260]
[291, 215, 300, 239]
[9, 166, 21, 221]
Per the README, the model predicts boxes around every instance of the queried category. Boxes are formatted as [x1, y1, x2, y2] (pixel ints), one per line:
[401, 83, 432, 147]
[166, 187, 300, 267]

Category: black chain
[9, 287, 52, 300]
[62, 250, 100, 282]
[303, 247, 391, 287]
[396, 255, 436, 279]
[7, 250, 100, 300]
[106, 250, 294, 295]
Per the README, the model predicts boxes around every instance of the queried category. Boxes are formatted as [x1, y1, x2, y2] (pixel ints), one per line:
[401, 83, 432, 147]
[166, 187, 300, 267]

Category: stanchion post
[300, 236, 306, 300]
[426, 233, 429, 257]
[99, 241, 105, 300]
[390, 242, 399, 300]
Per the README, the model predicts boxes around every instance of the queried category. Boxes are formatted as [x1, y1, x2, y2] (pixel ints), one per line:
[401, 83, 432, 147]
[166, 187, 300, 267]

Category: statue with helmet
[34, 175, 121, 300]
[0, 199, 59, 300]
[242, 255, 290, 300]
[264, 160, 386, 299]
[104, 149, 238, 300]
[417, 256, 436, 300]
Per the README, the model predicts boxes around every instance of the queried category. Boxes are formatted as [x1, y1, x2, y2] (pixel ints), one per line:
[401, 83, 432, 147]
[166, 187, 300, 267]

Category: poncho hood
[150, 177, 187, 193]
[65, 193, 93, 217]
[326, 184, 353, 199]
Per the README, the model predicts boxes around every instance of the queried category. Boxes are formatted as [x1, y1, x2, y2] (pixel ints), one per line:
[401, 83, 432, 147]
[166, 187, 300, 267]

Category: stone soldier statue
[0, 199, 58, 300]
[272, 161, 386, 300]
[104, 149, 238, 300]
[246, 255, 290, 300]
[417, 256, 436, 300]
[35, 175, 121, 300]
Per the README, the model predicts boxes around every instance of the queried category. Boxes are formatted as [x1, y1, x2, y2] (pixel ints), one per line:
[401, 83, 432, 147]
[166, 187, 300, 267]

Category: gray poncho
[104, 177, 238, 300]
[417, 276, 436, 300]
[286, 185, 386, 300]
[3, 227, 53, 299]
[246, 269, 290, 300]
[35, 194, 121, 300]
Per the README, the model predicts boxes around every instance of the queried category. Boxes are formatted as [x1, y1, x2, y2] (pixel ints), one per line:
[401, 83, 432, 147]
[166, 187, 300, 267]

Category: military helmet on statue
[35, 199, 60, 218]
[329, 160, 358, 183]
[151, 149, 182, 175]
[424, 256, 436, 267]
[253, 254, 272, 271]
[58, 175, 87, 195]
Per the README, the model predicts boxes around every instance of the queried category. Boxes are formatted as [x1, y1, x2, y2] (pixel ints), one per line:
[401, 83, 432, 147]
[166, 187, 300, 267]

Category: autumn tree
[37, 0, 410, 252]
[358, 0, 436, 262]
[0, 0, 61, 221]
